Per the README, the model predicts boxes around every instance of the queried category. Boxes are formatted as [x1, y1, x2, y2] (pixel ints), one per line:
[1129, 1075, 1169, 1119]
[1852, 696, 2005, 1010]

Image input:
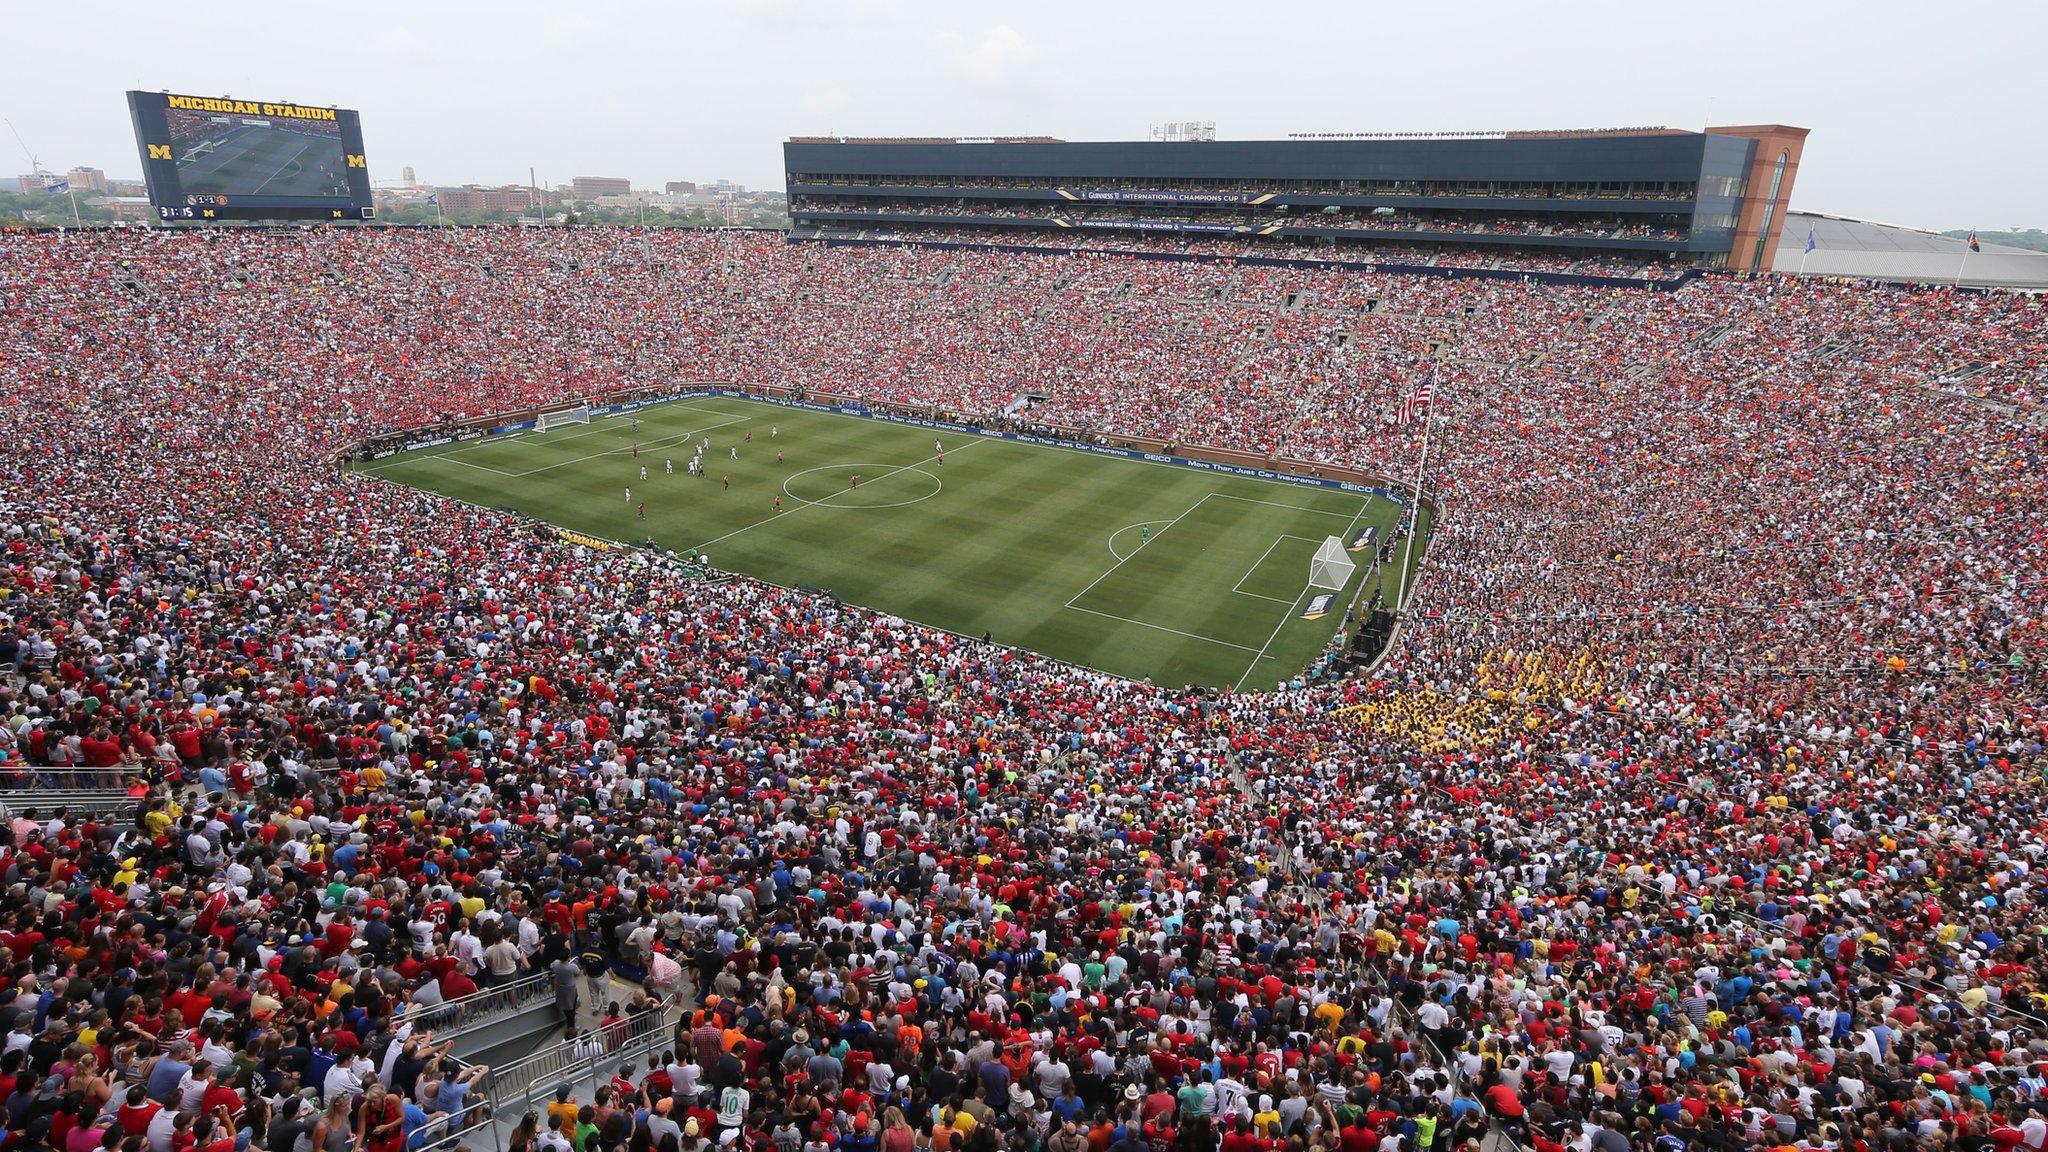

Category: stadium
[2, 70, 2046, 1152]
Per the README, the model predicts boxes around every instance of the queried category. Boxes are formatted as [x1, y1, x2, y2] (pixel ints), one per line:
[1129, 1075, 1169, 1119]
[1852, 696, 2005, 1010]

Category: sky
[3, 0, 2042, 231]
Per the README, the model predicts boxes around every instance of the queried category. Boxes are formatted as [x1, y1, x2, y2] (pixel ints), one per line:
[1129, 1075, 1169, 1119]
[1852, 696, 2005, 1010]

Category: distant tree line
[1942, 228, 2048, 254]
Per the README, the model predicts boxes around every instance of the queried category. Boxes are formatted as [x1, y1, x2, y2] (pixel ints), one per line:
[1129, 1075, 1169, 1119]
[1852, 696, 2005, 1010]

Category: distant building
[570, 176, 631, 198]
[107, 179, 148, 197]
[786, 125, 1809, 272]
[17, 172, 62, 193]
[402, 166, 417, 187]
[434, 184, 563, 214]
[103, 197, 156, 223]
[665, 180, 697, 195]
[66, 168, 109, 193]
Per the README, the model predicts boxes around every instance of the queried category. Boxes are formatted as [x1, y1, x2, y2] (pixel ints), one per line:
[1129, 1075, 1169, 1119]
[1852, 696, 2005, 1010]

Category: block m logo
[346, 154, 366, 168]
[148, 144, 172, 160]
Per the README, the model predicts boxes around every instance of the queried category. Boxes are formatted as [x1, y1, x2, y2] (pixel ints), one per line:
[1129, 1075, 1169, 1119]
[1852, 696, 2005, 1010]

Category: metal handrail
[411, 1110, 497, 1152]
[475, 1001, 676, 1114]
[411, 1004, 678, 1152]
[398, 970, 555, 1033]
[0, 790, 139, 816]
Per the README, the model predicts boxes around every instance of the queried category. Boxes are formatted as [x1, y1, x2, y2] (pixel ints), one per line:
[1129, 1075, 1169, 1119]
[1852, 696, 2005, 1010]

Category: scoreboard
[127, 90, 374, 222]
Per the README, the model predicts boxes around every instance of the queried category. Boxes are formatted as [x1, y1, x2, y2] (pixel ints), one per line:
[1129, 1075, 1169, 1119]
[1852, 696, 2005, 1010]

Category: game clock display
[127, 90, 375, 222]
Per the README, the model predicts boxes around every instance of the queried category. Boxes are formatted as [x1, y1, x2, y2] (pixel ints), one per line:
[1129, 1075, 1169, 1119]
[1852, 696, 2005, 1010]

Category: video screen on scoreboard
[127, 91, 374, 221]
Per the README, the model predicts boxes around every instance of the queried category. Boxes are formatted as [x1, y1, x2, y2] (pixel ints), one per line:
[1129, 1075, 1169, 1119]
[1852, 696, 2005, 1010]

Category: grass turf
[356, 396, 1427, 689]
[181, 125, 345, 198]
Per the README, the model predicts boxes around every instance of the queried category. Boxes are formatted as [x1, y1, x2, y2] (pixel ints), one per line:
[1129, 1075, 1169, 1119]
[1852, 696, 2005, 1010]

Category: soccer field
[357, 396, 1427, 688]
[179, 124, 347, 198]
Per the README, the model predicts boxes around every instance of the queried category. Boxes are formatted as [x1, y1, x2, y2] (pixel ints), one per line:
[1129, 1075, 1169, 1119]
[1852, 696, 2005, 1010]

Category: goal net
[1308, 535, 1357, 592]
[535, 403, 592, 432]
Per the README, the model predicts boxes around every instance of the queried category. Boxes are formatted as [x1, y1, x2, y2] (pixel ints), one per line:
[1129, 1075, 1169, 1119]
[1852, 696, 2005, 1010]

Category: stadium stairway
[399, 972, 566, 1068]
[419, 1002, 679, 1152]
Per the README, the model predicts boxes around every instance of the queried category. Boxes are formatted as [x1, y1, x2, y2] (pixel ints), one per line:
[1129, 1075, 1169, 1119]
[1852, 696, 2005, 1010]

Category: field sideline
[356, 396, 1428, 688]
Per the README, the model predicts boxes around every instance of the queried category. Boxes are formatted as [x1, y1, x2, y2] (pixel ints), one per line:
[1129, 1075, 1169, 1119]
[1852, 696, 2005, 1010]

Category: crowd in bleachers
[787, 177, 1698, 203]
[804, 229, 1685, 281]
[1, 226, 2046, 1152]
[794, 201, 1688, 246]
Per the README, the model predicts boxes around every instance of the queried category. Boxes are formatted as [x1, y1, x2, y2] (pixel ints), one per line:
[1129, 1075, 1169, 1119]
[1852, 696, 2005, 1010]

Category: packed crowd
[798, 229, 1686, 280]
[1, 226, 2046, 1152]
[786, 177, 1697, 202]
[792, 201, 1689, 245]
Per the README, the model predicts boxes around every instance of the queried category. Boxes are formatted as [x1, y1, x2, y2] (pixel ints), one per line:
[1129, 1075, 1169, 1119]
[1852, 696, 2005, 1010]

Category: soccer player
[639, 465, 648, 481]
[934, 438, 944, 464]
[632, 443, 638, 458]
[722, 474, 730, 490]
[770, 425, 778, 438]
[624, 486, 631, 502]
[775, 450, 783, 465]
[849, 474, 859, 489]
[773, 496, 782, 512]
[729, 446, 738, 460]
[1141, 525, 1149, 543]
[664, 458, 673, 474]
[744, 431, 753, 442]
[637, 502, 645, 519]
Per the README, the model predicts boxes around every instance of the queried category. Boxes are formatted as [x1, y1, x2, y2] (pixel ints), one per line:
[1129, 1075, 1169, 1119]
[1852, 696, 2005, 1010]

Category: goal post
[535, 403, 592, 433]
[1308, 535, 1356, 592]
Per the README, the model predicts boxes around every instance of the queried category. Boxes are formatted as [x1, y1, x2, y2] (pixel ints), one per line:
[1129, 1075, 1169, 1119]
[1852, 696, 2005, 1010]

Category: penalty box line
[358, 407, 747, 481]
[1061, 492, 1261, 654]
[508, 414, 751, 477]
[1063, 492, 1214, 609]
[1232, 534, 1324, 604]
[439, 400, 735, 461]
[1234, 492, 1380, 687]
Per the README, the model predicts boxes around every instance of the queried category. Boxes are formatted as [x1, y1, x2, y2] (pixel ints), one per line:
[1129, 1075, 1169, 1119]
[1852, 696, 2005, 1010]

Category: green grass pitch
[357, 396, 1427, 689]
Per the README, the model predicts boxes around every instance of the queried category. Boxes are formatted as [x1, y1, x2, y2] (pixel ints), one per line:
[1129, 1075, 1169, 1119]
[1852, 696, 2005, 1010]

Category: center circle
[782, 464, 943, 510]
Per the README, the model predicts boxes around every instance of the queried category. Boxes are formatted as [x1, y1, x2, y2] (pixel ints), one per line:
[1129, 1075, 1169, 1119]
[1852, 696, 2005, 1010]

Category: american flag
[1395, 380, 1435, 426]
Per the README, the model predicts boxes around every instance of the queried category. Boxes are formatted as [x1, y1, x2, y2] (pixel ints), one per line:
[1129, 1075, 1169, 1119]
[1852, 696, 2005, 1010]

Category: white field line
[1207, 492, 1362, 518]
[439, 401, 733, 460]
[251, 138, 315, 195]
[1107, 520, 1176, 562]
[686, 437, 987, 554]
[1232, 534, 1321, 603]
[1065, 604, 1261, 653]
[360, 406, 746, 479]
[510, 416, 749, 477]
[1064, 493, 1213, 609]
[1234, 494, 1379, 688]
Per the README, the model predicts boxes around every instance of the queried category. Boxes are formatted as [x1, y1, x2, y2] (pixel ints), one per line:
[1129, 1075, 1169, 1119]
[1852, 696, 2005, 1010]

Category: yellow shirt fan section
[1333, 646, 1603, 752]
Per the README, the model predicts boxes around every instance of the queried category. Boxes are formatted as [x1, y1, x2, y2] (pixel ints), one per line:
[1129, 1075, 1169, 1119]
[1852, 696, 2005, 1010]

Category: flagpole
[1394, 365, 1437, 614]
[1955, 244, 1970, 288]
[65, 185, 81, 229]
